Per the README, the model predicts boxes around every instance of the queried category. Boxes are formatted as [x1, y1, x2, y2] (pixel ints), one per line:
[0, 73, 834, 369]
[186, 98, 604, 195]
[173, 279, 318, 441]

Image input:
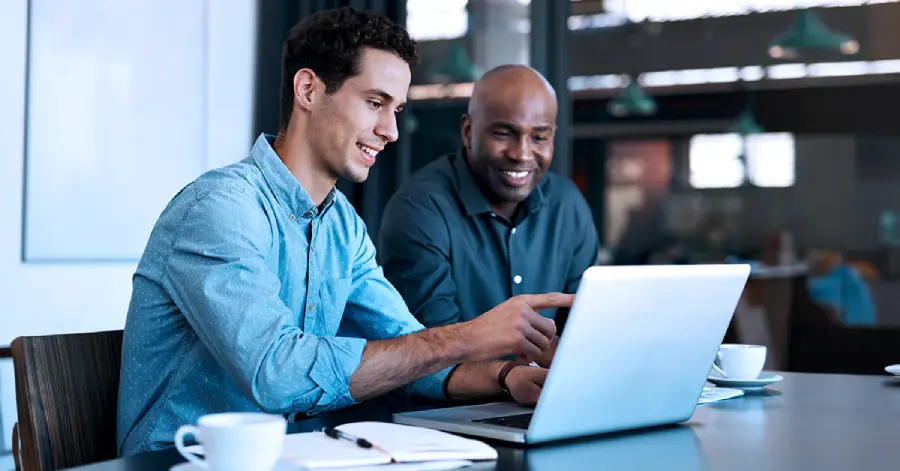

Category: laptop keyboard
[472, 413, 533, 429]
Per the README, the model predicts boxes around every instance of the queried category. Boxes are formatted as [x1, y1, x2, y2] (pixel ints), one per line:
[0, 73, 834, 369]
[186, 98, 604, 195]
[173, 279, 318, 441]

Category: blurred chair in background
[806, 249, 877, 326]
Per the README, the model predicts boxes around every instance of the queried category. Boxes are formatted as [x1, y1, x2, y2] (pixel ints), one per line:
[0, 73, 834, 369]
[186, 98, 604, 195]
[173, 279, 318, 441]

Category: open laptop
[394, 264, 751, 444]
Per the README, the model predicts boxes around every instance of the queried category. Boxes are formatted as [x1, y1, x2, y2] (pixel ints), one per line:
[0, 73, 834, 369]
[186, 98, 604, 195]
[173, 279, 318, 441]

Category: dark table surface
[70, 372, 900, 470]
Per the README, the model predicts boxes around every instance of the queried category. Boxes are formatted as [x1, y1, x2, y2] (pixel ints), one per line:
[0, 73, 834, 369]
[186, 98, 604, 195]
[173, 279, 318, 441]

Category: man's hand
[519, 335, 559, 369]
[460, 293, 572, 363]
[505, 365, 547, 406]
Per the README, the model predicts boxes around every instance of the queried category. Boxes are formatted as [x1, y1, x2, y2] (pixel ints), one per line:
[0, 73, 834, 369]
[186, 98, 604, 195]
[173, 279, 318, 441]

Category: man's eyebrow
[490, 121, 521, 132]
[490, 122, 554, 133]
[364, 88, 394, 102]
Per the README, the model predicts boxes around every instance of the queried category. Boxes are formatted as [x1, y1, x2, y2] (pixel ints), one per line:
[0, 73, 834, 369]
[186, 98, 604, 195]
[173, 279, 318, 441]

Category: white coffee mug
[174, 412, 286, 471]
[712, 344, 766, 380]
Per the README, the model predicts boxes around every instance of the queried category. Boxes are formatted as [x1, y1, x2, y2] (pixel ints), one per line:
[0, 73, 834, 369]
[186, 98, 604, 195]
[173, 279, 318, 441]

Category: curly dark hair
[279, 6, 419, 130]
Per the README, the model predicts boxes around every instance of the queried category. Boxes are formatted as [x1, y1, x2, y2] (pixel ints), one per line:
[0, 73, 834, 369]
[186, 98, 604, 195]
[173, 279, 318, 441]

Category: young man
[378, 65, 600, 366]
[117, 8, 570, 455]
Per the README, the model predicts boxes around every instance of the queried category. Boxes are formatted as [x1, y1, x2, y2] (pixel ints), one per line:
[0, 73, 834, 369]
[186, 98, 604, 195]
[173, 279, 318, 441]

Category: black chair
[12, 330, 124, 470]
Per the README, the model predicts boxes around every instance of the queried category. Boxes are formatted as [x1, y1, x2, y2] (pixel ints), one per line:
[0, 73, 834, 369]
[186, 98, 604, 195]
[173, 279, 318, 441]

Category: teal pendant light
[769, 9, 859, 59]
[607, 78, 657, 117]
[730, 109, 764, 136]
[608, 1, 657, 118]
[435, 44, 481, 83]
[731, 93, 763, 187]
[880, 211, 898, 246]
[404, 110, 419, 134]
[731, 90, 764, 136]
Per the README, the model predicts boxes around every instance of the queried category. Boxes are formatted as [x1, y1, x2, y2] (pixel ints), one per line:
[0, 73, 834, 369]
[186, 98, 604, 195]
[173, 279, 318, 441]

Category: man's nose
[508, 137, 534, 162]
[376, 113, 399, 143]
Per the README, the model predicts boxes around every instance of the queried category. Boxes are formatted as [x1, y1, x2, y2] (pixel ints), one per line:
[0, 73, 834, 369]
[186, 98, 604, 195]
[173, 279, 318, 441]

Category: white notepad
[185, 421, 497, 469]
[697, 387, 744, 405]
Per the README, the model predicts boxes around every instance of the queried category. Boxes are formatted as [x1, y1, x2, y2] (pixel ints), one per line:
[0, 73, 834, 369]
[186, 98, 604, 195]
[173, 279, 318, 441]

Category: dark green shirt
[377, 150, 600, 328]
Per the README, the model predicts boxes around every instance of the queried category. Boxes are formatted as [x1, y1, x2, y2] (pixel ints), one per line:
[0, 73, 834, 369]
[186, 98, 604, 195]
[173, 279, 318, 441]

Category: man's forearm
[348, 324, 469, 402]
[348, 292, 569, 402]
[444, 361, 506, 401]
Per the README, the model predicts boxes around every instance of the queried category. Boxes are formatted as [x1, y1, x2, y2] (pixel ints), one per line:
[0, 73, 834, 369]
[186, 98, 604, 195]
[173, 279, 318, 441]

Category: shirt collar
[451, 148, 547, 218]
[250, 133, 335, 219]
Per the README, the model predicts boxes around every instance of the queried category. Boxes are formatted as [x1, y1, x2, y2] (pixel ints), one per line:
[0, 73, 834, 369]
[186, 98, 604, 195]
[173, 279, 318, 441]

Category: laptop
[394, 264, 751, 444]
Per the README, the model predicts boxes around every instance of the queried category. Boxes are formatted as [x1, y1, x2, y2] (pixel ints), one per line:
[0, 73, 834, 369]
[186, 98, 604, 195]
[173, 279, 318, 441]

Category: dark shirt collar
[451, 148, 546, 218]
[251, 133, 335, 219]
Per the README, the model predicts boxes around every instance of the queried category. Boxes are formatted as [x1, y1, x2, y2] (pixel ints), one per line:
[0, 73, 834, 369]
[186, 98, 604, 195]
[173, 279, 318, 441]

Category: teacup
[175, 412, 286, 471]
[712, 344, 766, 380]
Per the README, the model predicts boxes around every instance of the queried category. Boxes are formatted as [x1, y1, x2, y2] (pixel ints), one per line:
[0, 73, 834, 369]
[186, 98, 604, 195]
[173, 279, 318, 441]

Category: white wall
[0, 0, 257, 454]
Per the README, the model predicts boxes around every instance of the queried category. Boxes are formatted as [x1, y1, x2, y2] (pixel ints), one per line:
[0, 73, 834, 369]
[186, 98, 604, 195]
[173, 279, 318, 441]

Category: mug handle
[175, 425, 209, 469]
[712, 352, 728, 378]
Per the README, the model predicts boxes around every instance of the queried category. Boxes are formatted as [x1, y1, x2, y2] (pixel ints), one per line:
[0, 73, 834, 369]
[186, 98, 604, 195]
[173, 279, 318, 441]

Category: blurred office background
[3, 0, 900, 467]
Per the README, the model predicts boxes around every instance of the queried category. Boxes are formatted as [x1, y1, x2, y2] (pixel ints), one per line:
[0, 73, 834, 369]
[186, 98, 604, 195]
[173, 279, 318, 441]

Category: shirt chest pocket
[316, 277, 353, 335]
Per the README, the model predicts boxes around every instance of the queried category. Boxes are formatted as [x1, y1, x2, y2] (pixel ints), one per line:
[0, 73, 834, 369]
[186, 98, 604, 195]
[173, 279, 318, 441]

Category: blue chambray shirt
[117, 134, 451, 455]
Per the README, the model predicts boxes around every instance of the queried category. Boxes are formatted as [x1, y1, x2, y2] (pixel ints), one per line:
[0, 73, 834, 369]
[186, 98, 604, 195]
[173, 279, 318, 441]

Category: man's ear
[293, 68, 320, 112]
[460, 114, 472, 150]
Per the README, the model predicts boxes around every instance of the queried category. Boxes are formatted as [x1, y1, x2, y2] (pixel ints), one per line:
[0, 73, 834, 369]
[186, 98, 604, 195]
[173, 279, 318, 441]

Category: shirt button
[308, 303, 313, 311]
[511, 228, 517, 235]
[305, 210, 314, 217]
[289, 214, 296, 221]
[514, 275, 522, 284]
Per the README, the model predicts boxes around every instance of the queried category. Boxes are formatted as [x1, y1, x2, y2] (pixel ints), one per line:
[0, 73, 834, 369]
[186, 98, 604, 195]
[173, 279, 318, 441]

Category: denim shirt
[117, 134, 450, 455]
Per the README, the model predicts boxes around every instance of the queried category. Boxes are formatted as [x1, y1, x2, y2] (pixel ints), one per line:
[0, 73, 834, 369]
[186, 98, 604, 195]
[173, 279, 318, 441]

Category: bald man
[378, 65, 600, 367]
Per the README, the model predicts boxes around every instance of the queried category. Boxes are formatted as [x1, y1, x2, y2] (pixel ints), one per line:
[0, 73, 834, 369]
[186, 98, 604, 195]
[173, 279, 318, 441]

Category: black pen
[323, 427, 373, 449]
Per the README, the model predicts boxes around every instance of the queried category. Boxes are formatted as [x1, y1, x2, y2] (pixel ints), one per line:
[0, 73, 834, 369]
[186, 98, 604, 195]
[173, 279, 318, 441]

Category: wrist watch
[498, 360, 530, 395]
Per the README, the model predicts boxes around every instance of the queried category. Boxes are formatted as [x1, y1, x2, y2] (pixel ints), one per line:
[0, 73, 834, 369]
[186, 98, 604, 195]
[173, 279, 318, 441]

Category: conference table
[69, 372, 900, 470]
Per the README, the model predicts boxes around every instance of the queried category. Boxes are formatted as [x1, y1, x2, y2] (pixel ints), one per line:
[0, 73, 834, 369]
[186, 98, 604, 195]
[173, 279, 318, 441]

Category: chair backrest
[12, 330, 124, 470]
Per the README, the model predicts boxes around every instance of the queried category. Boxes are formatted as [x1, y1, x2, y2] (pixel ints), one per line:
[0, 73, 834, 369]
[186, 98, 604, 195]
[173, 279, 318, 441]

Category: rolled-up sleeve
[162, 186, 366, 416]
[343, 213, 453, 401]
[378, 194, 462, 328]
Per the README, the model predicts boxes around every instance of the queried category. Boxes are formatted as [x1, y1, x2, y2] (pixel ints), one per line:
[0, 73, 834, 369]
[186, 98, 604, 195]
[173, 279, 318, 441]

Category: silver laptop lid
[526, 264, 750, 443]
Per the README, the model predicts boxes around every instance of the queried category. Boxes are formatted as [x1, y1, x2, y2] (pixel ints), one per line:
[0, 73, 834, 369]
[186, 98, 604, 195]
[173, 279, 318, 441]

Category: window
[689, 134, 745, 188]
[744, 132, 796, 187]
[689, 133, 795, 188]
[599, 0, 893, 23]
[406, 0, 469, 41]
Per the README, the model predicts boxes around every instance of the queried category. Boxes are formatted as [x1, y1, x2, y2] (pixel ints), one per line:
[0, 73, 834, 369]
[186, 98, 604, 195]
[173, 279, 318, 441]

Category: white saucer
[171, 460, 305, 471]
[707, 372, 783, 390]
[885, 364, 900, 376]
